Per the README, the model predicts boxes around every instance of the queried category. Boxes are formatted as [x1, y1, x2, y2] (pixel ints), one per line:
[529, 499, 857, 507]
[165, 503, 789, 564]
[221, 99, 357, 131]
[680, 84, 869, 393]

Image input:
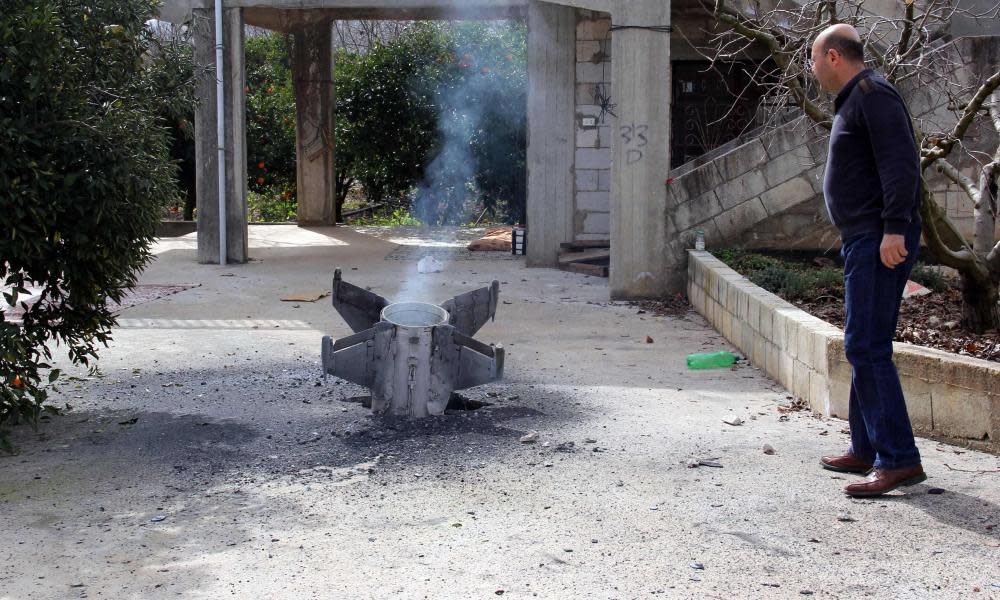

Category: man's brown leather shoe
[820, 453, 873, 474]
[844, 465, 927, 497]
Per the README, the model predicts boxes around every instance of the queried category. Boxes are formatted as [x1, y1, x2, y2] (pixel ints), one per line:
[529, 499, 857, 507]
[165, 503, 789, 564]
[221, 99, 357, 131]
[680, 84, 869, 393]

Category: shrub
[910, 262, 950, 293]
[248, 189, 297, 222]
[718, 249, 844, 301]
[0, 1, 194, 448]
[334, 24, 444, 212]
[352, 206, 423, 226]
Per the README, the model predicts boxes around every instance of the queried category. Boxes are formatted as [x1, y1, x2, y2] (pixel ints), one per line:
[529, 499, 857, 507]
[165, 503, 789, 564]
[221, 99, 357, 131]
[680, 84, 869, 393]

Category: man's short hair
[822, 34, 865, 63]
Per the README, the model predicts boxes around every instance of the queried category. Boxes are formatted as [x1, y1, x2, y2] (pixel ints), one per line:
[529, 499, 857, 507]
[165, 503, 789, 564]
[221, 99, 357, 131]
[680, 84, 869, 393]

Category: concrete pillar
[193, 7, 248, 264]
[292, 21, 336, 225]
[525, 0, 576, 267]
[609, 1, 672, 298]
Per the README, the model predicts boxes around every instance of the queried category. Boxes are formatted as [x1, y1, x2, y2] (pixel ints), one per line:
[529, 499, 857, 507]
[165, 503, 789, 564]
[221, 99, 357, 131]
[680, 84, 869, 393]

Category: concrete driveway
[2, 225, 998, 599]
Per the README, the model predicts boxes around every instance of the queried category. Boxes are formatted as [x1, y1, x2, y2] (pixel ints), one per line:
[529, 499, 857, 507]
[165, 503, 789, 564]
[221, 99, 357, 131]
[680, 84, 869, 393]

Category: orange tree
[245, 33, 298, 217]
[0, 0, 194, 448]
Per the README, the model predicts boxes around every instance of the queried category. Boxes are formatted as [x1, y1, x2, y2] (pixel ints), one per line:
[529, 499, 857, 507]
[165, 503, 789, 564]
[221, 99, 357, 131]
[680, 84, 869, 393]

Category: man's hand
[880, 234, 908, 269]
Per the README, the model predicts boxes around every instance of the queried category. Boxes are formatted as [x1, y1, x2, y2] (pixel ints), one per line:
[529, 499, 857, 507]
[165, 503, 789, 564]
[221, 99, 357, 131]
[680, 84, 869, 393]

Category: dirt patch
[630, 293, 693, 318]
[719, 250, 1000, 363]
[802, 287, 1000, 362]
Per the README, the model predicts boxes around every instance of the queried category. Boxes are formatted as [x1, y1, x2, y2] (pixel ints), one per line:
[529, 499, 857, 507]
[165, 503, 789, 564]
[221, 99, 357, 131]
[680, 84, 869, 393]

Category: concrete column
[526, 0, 576, 267]
[609, 1, 672, 298]
[292, 21, 336, 225]
[193, 7, 248, 264]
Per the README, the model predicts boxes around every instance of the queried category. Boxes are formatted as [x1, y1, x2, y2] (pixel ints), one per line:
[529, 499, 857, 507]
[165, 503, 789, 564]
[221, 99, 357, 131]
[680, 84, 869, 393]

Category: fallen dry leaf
[280, 291, 330, 303]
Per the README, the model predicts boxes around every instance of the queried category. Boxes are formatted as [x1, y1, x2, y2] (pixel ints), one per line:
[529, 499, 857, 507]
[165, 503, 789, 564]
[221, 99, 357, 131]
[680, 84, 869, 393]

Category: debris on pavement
[519, 431, 539, 444]
[722, 417, 744, 426]
[466, 227, 513, 252]
[280, 290, 330, 302]
[417, 256, 445, 274]
[686, 351, 738, 370]
[762, 444, 776, 455]
[777, 398, 808, 413]
[836, 513, 856, 522]
[689, 562, 705, 570]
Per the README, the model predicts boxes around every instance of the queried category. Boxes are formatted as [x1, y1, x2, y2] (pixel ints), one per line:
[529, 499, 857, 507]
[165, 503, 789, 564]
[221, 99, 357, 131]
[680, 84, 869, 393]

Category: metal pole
[214, 0, 227, 265]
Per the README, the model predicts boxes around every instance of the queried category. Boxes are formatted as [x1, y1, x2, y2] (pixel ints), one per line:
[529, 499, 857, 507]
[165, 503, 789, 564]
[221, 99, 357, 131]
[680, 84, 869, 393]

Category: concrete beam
[292, 22, 337, 225]
[525, 1, 577, 267]
[158, 0, 618, 26]
[194, 7, 249, 263]
[243, 6, 525, 29]
[609, 0, 672, 298]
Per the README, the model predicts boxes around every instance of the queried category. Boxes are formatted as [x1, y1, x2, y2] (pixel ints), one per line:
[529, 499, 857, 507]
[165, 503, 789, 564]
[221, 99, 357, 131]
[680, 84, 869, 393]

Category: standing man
[811, 23, 927, 496]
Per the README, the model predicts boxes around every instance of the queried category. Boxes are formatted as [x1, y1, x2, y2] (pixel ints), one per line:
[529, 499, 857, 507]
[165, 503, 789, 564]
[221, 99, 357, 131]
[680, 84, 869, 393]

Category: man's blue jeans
[841, 224, 922, 470]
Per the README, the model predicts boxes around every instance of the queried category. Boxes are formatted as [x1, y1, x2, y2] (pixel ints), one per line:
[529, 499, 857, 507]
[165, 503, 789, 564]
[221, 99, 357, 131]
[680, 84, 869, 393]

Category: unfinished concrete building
[157, 0, 1000, 300]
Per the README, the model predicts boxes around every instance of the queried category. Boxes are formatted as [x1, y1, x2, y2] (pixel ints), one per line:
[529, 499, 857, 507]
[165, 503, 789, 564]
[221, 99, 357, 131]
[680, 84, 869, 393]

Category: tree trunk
[959, 272, 1000, 333]
[335, 173, 353, 223]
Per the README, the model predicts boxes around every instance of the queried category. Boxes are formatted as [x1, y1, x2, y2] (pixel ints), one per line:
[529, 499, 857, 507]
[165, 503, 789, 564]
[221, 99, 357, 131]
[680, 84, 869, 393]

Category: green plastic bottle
[686, 351, 737, 370]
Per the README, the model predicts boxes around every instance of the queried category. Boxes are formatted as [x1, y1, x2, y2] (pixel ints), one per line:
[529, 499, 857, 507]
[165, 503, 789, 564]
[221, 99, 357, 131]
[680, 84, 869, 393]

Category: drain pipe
[214, 0, 227, 265]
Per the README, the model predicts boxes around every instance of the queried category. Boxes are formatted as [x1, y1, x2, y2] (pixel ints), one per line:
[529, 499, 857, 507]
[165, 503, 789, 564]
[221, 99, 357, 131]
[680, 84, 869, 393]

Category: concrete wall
[665, 116, 837, 252]
[525, 0, 577, 267]
[608, 0, 673, 298]
[573, 10, 612, 241]
[688, 250, 1000, 449]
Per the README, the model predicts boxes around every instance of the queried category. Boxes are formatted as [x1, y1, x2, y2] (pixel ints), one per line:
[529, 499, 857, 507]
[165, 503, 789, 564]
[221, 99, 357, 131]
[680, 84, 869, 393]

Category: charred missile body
[321, 269, 504, 418]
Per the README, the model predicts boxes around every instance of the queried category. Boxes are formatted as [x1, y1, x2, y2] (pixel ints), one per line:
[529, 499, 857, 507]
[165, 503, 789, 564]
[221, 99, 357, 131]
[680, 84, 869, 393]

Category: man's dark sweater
[823, 68, 921, 239]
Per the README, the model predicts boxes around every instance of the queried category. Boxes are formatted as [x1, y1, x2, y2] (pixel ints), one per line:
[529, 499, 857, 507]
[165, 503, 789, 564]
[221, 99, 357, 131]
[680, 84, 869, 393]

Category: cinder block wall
[687, 250, 1000, 449]
[666, 117, 835, 252]
[573, 10, 612, 241]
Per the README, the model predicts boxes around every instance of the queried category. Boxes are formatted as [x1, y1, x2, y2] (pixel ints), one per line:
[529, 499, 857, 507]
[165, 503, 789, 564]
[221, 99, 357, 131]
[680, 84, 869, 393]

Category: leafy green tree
[0, 0, 195, 448]
[334, 24, 445, 214]
[245, 33, 298, 209]
[424, 22, 527, 225]
[334, 22, 527, 224]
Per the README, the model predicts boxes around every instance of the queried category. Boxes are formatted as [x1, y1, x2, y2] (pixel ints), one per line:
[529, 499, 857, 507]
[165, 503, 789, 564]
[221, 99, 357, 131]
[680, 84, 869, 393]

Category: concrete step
[558, 248, 610, 277]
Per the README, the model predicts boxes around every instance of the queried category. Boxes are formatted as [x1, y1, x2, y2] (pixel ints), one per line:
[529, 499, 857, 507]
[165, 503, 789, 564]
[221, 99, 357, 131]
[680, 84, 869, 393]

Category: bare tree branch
[924, 68, 1000, 169]
[989, 91, 1000, 136]
[708, 0, 832, 127]
[919, 184, 978, 270]
[934, 158, 980, 203]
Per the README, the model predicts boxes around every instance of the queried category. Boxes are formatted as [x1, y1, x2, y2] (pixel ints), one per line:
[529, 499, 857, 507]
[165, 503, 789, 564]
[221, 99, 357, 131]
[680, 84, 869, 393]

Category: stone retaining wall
[686, 250, 999, 449]
[665, 116, 837, 253]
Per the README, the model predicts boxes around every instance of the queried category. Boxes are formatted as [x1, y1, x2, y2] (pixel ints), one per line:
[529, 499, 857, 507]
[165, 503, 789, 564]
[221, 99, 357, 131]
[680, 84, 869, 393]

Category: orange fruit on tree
[12, 375, 24, 389]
